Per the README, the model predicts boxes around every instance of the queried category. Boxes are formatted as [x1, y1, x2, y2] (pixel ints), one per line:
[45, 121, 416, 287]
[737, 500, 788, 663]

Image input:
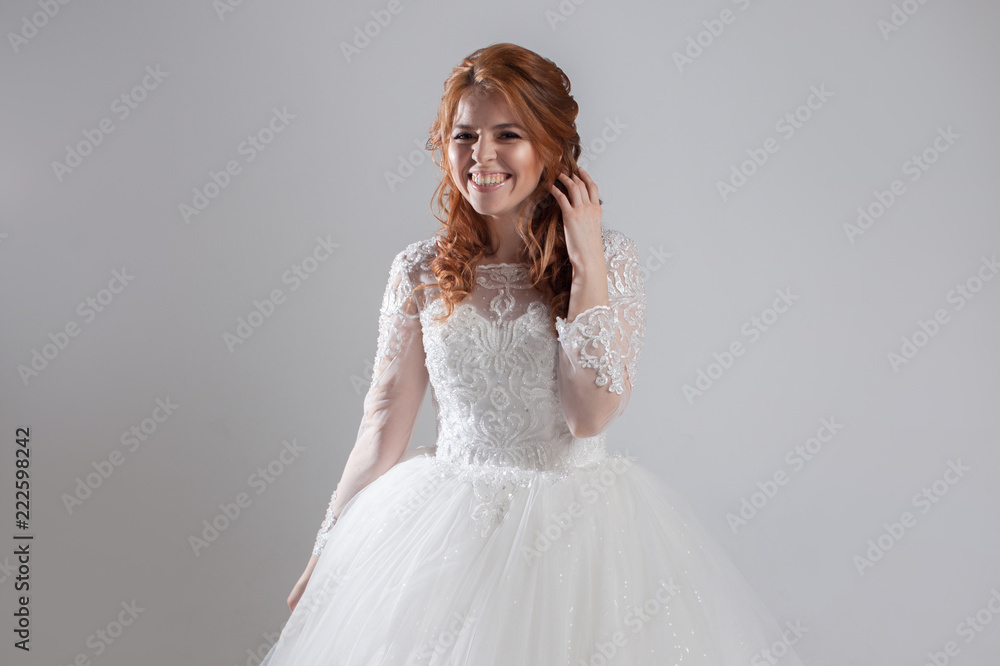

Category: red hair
[415, 42, 593, 329]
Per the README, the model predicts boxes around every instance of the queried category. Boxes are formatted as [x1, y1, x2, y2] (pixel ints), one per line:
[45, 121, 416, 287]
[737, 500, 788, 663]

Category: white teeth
[471, 173, 509, 186]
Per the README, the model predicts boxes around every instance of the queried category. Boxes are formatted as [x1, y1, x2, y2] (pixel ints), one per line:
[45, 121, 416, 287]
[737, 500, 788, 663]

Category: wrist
[570, 250, 606, 278]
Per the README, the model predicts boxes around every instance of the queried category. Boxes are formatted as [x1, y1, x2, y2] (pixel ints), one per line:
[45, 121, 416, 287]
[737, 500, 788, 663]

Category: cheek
[448, 147, 468, 175]
[447, 154, 463, 182]
[511, 147, 541, 179]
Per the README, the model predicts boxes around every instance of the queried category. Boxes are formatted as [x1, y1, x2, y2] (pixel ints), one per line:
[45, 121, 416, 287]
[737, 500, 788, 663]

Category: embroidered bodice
[313, 227, 646, 555]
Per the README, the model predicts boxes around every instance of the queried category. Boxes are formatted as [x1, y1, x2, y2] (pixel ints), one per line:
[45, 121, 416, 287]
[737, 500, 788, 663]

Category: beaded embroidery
[313, 228, 647, 555]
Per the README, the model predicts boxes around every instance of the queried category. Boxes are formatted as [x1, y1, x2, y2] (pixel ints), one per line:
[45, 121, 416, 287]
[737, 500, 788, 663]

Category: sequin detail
[312, 491, 337, 558]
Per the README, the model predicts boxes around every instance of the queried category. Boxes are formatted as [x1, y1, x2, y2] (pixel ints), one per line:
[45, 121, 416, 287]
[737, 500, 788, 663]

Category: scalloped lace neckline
[478, 262, 529, 268]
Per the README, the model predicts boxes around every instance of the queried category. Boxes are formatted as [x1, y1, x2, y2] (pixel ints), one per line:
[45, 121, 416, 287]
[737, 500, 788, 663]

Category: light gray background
[2, 1, 999, 664]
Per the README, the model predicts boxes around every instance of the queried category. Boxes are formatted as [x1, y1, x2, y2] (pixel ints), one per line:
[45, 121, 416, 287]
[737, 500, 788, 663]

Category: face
[447, 90, 545, 230]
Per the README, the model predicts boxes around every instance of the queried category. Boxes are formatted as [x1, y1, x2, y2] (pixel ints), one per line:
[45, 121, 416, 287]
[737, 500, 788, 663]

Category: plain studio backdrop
[2, 1, 999, 664]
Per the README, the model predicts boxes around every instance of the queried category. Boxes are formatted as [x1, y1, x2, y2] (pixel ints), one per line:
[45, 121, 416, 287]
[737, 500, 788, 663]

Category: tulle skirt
[259, 447, 806, 665]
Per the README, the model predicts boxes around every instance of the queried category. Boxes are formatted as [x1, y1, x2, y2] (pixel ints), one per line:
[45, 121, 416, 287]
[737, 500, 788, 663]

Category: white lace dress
[259, 227, 805, 665]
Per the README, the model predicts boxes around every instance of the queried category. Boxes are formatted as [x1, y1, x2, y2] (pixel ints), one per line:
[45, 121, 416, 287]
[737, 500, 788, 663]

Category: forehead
[453, 90, 519, 125]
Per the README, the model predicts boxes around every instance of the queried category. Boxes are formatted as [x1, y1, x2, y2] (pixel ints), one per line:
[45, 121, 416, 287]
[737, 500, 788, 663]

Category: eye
[451, 131, 524, 141]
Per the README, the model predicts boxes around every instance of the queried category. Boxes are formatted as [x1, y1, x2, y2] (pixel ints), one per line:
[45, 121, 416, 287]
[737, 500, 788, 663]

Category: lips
[469, 172, 511, 191]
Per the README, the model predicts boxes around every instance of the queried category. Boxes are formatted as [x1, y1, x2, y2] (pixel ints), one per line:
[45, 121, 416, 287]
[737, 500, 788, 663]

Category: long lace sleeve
[312, 245, 430, 558]
[554, 229, 646, 437]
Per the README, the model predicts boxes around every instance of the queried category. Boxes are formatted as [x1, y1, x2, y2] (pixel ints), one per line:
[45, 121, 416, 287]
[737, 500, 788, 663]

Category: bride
[259, 42, 805, 665]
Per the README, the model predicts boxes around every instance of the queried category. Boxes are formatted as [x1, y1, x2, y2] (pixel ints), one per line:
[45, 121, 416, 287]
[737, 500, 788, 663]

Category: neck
[484, 214, 526, 263]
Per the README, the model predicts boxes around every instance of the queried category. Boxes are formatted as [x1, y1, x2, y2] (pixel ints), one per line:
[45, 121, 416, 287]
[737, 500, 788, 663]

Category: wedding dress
[259, 227, 806, 665]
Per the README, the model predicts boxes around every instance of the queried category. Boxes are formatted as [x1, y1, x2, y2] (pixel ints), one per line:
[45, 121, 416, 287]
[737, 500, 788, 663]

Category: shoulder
[379, 237, 438, 315]
[600, 226, 638, 258]
[392, 236, 438, 267]
[600, 225, 642, 271]
[387, 236, 438, 281]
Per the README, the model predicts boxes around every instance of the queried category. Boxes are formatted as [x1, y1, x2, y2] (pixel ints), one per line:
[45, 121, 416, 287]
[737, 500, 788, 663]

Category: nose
[471, 134, 497, 164]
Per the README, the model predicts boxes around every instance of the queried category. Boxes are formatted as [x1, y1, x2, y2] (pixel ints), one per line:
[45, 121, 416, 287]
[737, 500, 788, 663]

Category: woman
[260, 42, 805, 665]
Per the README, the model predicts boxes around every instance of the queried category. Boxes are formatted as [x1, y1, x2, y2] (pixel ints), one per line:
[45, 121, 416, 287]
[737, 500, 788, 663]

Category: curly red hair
[414, 42, 595, 329]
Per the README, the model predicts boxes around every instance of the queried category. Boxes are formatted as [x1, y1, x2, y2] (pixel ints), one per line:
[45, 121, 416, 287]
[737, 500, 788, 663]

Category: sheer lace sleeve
[312, 243, 430, 558]
[554, 229, 646, 437]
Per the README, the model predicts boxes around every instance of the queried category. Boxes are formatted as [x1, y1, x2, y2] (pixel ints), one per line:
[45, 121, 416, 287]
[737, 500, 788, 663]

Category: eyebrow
[453, 123, 526, 131]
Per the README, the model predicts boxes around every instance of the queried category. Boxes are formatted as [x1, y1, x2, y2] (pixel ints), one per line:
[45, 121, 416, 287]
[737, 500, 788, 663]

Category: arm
[311, 247, 429, 559]
[554, 231, 646, 438]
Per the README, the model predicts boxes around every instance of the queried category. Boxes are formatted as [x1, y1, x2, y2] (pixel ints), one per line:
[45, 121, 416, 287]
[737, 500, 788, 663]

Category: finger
[549, 182, 571, 211]
[566, 171, 592, 206]
[577, 168, 599, 202]
[555, 171, 579, 206]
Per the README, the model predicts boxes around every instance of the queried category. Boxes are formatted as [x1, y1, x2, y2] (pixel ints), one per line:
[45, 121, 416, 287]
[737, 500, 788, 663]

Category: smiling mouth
[469, 173, 511, 189]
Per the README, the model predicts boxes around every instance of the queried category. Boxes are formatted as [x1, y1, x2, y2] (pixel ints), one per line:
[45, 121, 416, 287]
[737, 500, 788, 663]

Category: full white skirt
[260, 448, 805, 665]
